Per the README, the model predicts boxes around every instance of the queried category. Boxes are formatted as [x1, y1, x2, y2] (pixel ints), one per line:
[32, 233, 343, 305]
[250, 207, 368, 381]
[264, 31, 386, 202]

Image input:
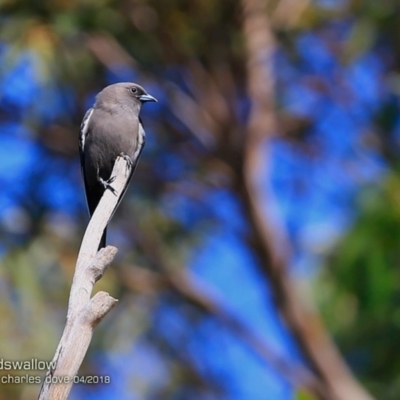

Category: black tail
[85, 185, 108, 251]
[98, 227, 107, 251]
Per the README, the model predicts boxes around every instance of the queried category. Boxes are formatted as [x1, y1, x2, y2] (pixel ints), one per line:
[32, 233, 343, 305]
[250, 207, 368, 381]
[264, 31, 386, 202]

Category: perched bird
[79, 82, 157, 249]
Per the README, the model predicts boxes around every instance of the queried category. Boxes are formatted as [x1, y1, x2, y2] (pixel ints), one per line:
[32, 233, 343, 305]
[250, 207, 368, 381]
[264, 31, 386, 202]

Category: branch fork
[38, 157, 131, 400]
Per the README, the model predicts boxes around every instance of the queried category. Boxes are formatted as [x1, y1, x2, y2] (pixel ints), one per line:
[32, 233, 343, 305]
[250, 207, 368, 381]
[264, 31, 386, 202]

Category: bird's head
[126, 83, 158, 104]
[95, 82, 157, 111]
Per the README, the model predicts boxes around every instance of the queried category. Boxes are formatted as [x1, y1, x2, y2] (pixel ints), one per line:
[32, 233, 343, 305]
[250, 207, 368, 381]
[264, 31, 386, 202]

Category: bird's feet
[97, 168, 118, 196]
[119, 152, 133, 172]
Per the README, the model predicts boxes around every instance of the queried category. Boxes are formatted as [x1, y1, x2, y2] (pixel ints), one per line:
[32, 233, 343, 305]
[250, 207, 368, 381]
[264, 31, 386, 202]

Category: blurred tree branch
[271, 0, 310, 29]
[239, 1, 373, 399]
[121, 262, 325, 397]
[125, 220, 322, 390]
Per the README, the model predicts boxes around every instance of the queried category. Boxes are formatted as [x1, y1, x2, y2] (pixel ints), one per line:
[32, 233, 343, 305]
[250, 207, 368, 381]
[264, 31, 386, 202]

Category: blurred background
[0, 0, 398, 399]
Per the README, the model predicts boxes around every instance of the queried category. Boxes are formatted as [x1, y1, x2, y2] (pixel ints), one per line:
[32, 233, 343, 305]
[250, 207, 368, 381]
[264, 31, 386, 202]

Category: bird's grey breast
[85, 108, 141, 175]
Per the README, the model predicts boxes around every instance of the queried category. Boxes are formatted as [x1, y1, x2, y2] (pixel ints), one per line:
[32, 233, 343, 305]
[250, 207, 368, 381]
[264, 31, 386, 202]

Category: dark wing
[79, 108, 94, 214]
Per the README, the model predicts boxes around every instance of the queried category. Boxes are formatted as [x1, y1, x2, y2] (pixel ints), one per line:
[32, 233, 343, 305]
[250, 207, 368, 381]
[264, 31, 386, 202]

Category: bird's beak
[139, 93, 158, 103]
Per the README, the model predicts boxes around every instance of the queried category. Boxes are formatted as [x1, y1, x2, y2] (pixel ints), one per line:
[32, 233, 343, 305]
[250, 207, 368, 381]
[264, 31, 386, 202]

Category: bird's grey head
[95, 82, 157, 112]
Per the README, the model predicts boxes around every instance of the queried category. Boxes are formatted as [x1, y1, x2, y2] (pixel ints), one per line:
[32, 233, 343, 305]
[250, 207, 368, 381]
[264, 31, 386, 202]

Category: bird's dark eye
[130, 87, 138, 94]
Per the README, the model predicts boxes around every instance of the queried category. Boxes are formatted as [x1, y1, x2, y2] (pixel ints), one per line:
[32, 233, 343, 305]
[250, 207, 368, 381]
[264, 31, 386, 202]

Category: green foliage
[296, 389, 318, 400]
[0, 239, 67, 398]
[317, 175, 400, 398]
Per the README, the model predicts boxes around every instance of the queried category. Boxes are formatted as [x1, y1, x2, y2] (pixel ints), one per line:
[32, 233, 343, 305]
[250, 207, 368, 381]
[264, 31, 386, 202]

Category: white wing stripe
[133, 122, 146, 160]
[79, 108, 94, 151]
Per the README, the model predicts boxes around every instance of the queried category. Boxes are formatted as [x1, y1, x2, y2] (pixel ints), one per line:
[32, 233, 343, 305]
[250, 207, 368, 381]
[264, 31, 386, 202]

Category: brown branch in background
[166, 81, 217, 148]
[120, 245, 325, 398]
[156, 272, 325, 396]
[271, 0, 311, 29]
[185, 60, 232, 132]
[86, 33, 138, 71]
[240, 0, 373, 399]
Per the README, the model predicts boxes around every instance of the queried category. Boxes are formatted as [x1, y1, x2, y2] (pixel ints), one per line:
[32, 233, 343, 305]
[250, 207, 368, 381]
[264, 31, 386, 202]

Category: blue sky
[0, 23, 388, 399]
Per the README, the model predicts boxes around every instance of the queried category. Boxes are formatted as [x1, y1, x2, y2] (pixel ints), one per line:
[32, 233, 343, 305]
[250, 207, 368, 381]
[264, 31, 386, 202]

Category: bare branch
[242, 0, 277, 139]
[86, 33, 139, 71]
[164, 270, 324, 394]
[121, 264, 324, 397]
[38, 157, 130, 400]
[272, 0, 310, 29]
[240, 1, 373, 399]
[121, 222, 327, 398]
[167, 81, 218, 148]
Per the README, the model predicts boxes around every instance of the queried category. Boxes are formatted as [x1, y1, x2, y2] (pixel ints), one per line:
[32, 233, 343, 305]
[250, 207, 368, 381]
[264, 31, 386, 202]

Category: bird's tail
[98, 228, 107, 251]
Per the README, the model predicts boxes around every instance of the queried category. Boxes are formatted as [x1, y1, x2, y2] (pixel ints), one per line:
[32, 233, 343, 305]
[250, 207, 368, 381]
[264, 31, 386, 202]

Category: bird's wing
[111, 116, 146, 218]
[79, 108, 94, 161]
[132, 116, 146, 169]
[79, 108, 94, 213]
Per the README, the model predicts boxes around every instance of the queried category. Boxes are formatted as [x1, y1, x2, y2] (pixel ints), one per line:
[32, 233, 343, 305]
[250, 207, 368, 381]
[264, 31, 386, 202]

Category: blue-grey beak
[139, 93, 157, 103]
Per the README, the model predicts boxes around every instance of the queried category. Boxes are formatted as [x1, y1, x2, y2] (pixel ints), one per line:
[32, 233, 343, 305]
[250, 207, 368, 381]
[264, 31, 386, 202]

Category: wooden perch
[38, 157, 131, 400]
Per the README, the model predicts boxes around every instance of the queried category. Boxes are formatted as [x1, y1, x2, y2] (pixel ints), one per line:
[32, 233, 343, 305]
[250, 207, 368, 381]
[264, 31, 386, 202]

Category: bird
[79, 82, 157, 249]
